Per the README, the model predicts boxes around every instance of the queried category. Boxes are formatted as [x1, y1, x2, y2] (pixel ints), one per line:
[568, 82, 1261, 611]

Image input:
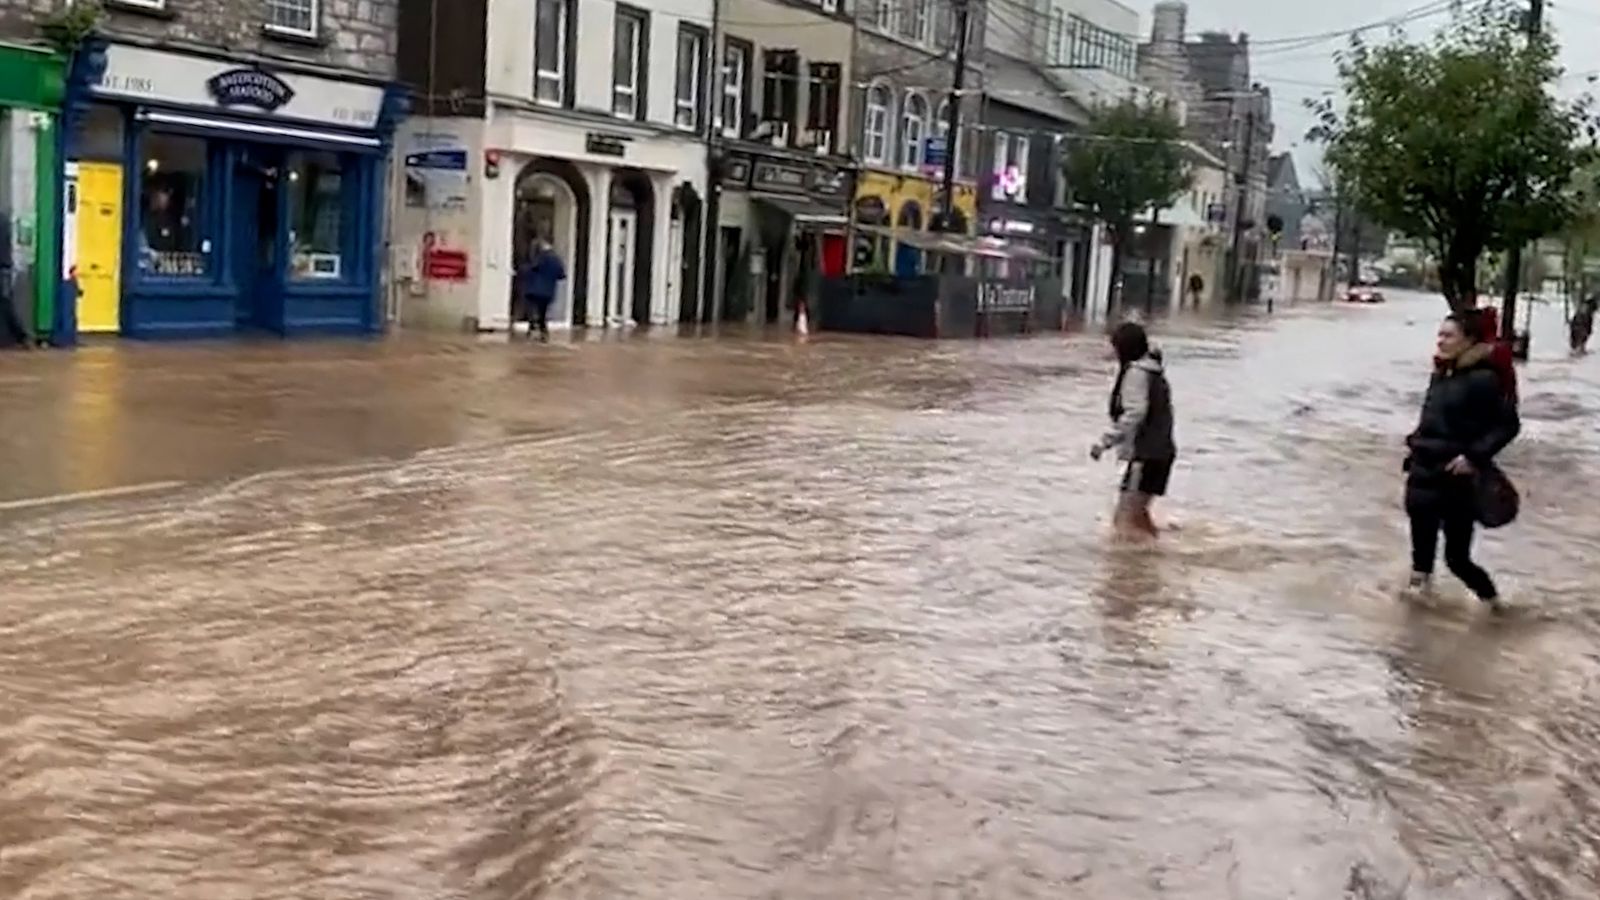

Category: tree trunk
[1105, 236, 1123, 317]
[1438, 239, 1480, 312]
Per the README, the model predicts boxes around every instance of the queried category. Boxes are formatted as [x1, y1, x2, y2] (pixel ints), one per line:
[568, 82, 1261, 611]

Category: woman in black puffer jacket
[1404, 310, 1521, 609]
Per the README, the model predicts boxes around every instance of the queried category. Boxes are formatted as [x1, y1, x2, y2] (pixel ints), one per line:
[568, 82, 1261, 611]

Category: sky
[1158, 0, 1600, 186]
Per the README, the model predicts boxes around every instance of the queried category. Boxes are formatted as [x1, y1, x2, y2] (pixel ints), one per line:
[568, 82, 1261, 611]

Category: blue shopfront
[61, 42, 404, 341]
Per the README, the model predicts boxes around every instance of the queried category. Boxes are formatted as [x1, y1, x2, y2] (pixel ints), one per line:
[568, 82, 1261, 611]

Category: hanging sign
[206, 68, 296, 112]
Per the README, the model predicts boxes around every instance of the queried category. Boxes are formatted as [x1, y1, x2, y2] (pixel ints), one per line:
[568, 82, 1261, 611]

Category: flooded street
[5, 294, 1600, 899]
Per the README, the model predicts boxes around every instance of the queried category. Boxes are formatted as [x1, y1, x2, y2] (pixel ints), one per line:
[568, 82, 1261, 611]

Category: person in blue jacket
[517, 237, 566, 341]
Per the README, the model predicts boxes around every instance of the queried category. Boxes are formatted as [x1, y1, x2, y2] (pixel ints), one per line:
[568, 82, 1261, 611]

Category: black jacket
[1405, 343, 1520, 502]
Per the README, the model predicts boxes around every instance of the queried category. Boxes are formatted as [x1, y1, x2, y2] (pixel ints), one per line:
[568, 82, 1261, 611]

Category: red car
[1345, 285, 1385, 304]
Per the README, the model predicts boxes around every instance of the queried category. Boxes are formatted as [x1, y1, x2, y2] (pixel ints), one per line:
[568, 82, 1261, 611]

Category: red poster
[422, 233, 469, 281]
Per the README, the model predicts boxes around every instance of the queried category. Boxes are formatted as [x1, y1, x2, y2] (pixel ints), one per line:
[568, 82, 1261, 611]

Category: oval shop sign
[207, 68, 296, 113]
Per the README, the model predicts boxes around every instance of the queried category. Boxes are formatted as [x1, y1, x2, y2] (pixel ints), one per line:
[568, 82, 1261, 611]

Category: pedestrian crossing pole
[1500, 0, 1544, 336]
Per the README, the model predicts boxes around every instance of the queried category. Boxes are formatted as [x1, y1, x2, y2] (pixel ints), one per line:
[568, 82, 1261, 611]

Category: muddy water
[3, 298, 1600, 898]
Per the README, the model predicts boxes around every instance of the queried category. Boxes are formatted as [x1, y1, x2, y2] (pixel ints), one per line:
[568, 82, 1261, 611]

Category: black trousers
[1407, 489, 1498, 600]
[526, 296, 552, 336]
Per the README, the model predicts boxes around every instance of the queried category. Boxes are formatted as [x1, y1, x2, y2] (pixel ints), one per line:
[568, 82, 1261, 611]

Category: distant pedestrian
[1404, 310, 1521, 611]
[1091, 321, 1177, 539]
[517, 237, 566, 342]
[1570, 296, 1595, 355]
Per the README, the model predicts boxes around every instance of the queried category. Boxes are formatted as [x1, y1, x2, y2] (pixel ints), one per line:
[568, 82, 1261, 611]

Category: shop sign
[422, 234, 469, 282]
[751, 161, 808, 193]
[207, 68, 295, 112]
[93, 44, 384, 128]
[986, 218, 1036, 236]
[586, 133, 629, 158]
[1206, 202, 1228, 223]
[809, 167, 848, 197]
[978, 283, 1035, 312]
[854, 195, 889, 226]
[721, 155, 752, 187]
[403, 134, 469, 210]
[923, 136, 948, 169]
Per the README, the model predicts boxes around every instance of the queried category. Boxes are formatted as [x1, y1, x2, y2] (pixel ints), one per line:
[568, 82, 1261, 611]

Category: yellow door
[76, 162, 124, 334]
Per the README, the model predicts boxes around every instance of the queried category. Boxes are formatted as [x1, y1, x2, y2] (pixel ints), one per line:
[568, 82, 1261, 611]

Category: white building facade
[394, 0, 715, 333]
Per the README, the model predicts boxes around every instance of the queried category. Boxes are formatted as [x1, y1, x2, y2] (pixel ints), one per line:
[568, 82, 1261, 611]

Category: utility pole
[1500, 0, 1544, 338]
[1226, 101, 1258, 302]
[934, 0, 971, 235]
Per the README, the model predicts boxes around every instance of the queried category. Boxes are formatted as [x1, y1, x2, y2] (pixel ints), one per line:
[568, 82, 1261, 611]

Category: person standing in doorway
[1091, 321, 1178, 539]
[518, 236, 566, 342]
[1404, 310, 1520, 611]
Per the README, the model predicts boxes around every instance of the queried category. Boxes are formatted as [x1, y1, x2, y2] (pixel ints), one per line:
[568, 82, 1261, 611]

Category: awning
[136, 110, 383, 150]
[752, 194, 849, 226]
[856, 225, 1047, 261]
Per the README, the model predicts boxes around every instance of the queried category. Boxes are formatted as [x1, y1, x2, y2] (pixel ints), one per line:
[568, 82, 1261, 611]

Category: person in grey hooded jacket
[1091, 321, 1177, 538]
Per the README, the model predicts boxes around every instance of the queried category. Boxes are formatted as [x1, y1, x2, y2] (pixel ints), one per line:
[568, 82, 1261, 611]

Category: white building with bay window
[394, 0, 714, 333]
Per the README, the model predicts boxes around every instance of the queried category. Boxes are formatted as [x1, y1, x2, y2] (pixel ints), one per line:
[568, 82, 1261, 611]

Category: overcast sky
[1160, 0, 1600, 184]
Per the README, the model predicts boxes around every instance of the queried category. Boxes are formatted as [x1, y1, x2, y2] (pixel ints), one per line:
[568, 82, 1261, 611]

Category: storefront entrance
[603, 208, 637, 326]
[67, 42, 400, 340]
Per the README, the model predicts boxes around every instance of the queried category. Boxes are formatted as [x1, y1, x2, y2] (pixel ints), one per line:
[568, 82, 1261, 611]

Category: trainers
[1403, 573, 1432, 599]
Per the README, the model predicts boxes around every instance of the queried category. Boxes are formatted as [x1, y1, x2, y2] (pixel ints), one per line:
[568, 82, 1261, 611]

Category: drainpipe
[701, 0, 724, 325]
[52, 37, 108, 347]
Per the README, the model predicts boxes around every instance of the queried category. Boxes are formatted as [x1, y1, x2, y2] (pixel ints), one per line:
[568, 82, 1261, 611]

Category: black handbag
[1475, 463, 1520, 529]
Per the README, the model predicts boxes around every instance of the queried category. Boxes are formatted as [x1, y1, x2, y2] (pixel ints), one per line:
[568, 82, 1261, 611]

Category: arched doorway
[673, 184, 704, 324]
[895, 201, 924, 277]
[513, 158, 590, 327]
[606, 169, 656, 327]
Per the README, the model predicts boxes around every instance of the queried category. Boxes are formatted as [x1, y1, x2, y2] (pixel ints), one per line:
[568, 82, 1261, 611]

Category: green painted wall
[0, 42, 66, 111]
[0, 43, 65, 339]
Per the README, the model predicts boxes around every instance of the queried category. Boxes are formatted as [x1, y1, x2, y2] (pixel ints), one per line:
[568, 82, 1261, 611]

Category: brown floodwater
[3, 295, 1600, 899]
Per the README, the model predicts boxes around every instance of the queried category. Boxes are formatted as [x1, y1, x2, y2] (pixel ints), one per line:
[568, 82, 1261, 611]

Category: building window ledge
[262, 25, 326, 48]
[104, 0, 178, 21]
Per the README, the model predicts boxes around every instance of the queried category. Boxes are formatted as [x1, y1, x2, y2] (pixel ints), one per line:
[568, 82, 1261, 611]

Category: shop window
[286, 151, 347, 281]
[138, 133, 209, 278]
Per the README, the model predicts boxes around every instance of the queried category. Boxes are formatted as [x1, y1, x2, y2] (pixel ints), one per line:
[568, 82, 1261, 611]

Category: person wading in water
[1091, 322, 1177, 539]
[1403, 310, 1521, 611]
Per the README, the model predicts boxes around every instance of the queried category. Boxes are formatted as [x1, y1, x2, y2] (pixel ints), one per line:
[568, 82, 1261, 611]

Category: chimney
[1151, 1, 1187, 45]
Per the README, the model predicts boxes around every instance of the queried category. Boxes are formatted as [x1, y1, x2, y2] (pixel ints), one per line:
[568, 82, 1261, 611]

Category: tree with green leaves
[1310, 1, 1597, 312]
[1062, 99, 1192, 314]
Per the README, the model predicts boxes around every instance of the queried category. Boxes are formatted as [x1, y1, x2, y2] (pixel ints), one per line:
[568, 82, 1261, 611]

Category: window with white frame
[874, 0, 895, 32]
[535, 0, 571, 106]
[612, 8, 648, 119]
[675, 27, 706, 129]
[991, 132, 1029, 202]
[720, 40, 750, 138]
[864, 84, 892, 164]
[900, 92, 928, 170]
[901, 0, 933, 43]
[1050, 8, 1065, 64]
[265, 0, 318, 37]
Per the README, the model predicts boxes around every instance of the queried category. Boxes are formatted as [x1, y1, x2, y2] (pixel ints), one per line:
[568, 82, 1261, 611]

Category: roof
[979, 52, 1090, 127]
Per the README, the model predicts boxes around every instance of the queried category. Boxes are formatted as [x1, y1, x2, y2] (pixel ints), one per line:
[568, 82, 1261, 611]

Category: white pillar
[650, 174, 676, 325]
[475, 158, 515, 332]
[583, 165, 613, 328]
